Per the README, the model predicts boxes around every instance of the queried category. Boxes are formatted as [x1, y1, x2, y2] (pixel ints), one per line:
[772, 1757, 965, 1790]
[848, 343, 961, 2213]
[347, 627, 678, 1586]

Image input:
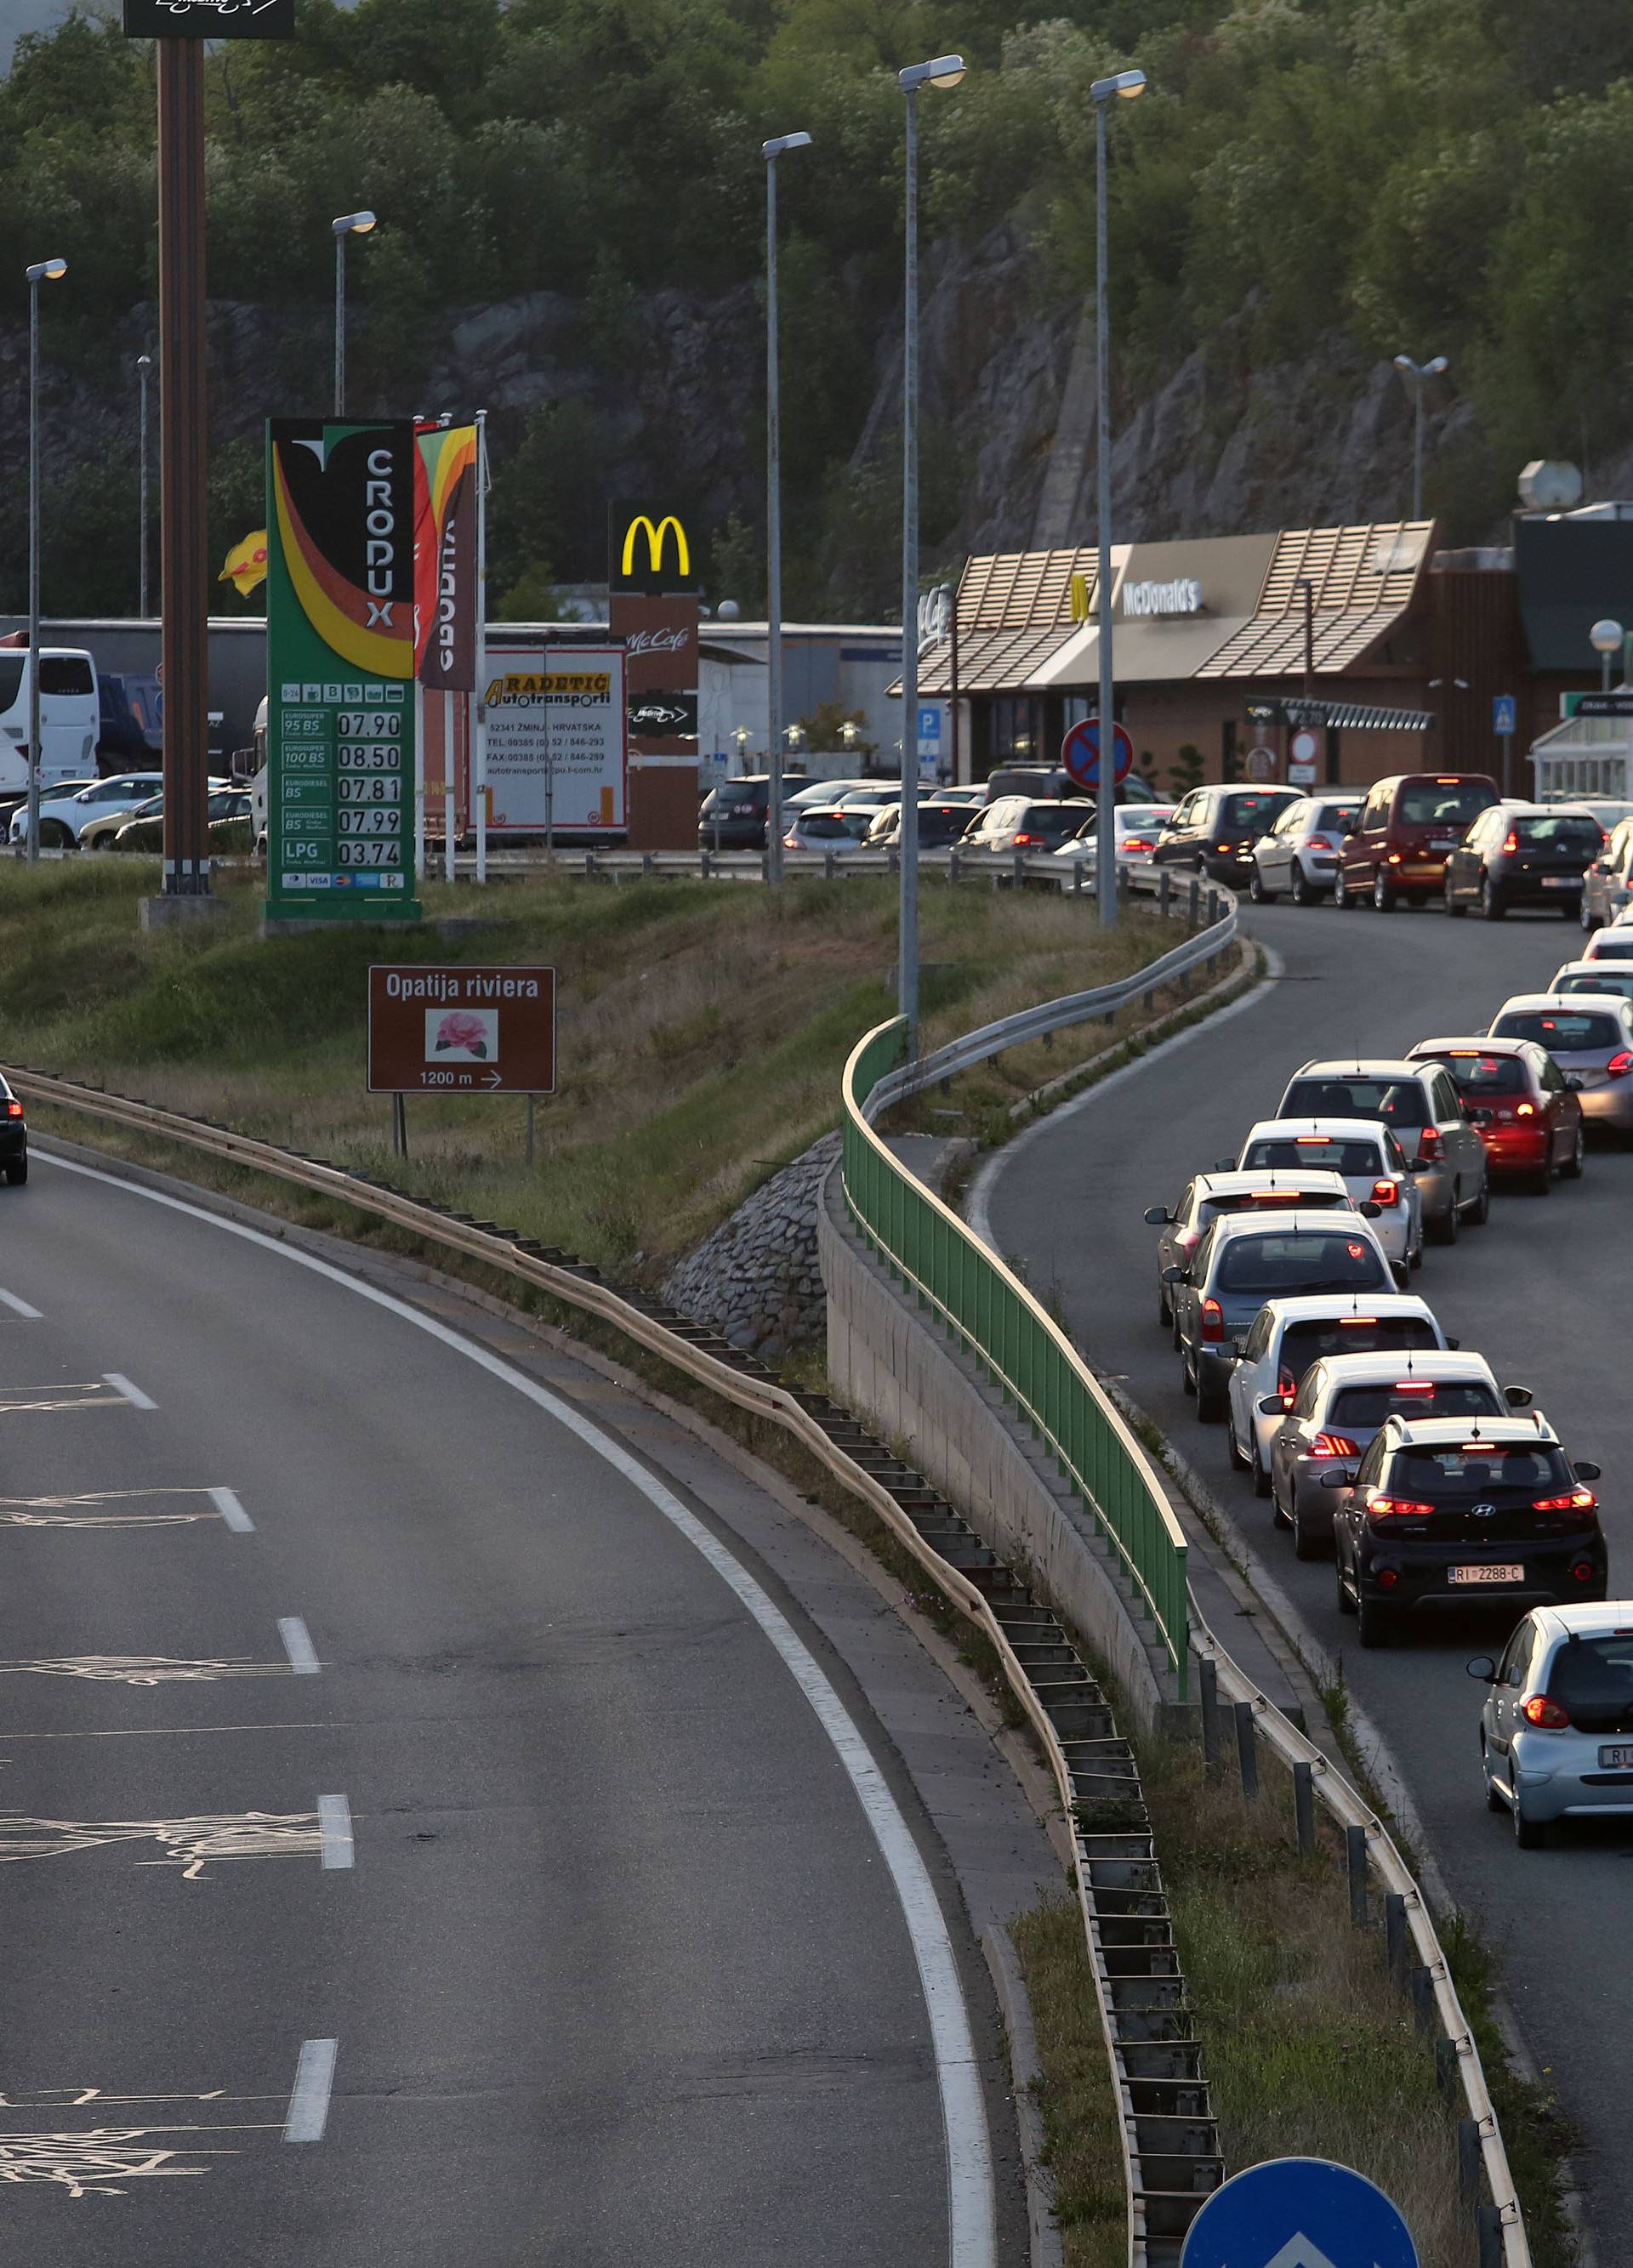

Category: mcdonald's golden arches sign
[608, 503, 700, 595]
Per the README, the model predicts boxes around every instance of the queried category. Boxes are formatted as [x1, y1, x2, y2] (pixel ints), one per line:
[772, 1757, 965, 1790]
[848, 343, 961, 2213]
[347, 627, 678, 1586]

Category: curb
[982, 1925, 1066, 2268]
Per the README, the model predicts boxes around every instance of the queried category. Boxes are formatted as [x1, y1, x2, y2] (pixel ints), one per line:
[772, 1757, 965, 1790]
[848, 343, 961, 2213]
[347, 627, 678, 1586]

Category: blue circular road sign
[1181, 2157, 1420, 2268]
[1061, 716, 1134, 791]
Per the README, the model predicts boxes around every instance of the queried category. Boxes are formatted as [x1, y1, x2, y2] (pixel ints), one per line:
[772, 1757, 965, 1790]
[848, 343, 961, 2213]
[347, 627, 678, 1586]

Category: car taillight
[1311, 1432, 1359, 1459]
[1514, 1101, 1534, 1117]
[1012, 832, 1041, 846]
[1370, 1178, 1399, 1207]
[1522, 1695, 1570, 1729]
[1199, 1298, 1224, 1343]
[1533, 1489, 1597, 1515]
[1387, 851, 1403, 864]
[1123, 836, 1153, 854]
[1367, 1494, 1436, 1520]
[783, 832, 799, 847]
[1307, 834, 1332, 851]
[1501, 831, 1518, 855]
[1417, 1125, 1443, 1162]
[1391, 1380, 1436, 1395]
[1214, 839, 1237, 854]
[1607, 1050, 1633, 1078]
[3, 1100, 20, 1119]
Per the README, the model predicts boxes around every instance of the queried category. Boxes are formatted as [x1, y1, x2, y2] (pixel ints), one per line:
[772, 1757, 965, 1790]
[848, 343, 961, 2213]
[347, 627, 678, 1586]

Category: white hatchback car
[1225, 1293, 1447, 1498]
[1579, 925, 1633, 962]
[1234, 1117, 1425, 1270]
[9, 771, 164, 848]
[1471, 1605, 1633, 1846]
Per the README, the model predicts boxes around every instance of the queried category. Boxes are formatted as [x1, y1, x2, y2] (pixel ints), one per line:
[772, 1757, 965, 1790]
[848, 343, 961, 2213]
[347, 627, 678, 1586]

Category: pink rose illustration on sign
[424, 1007, 499, 1063]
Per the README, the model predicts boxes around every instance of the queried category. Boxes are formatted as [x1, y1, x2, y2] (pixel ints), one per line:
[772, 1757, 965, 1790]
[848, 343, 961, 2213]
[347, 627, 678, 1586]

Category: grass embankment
[1013, 1724, 1573, 2268]
[0, 860, 1171, 1276]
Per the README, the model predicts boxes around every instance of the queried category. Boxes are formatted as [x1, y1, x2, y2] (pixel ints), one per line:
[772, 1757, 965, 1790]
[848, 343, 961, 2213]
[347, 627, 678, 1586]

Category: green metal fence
[841, 1015, 1189, 1697]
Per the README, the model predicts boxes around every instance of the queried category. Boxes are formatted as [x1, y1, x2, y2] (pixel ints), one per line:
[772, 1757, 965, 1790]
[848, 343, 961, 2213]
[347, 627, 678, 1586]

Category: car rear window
[1397, 780, 1494, 826]
[1317, 804, 1360, 833]
[1420, 1052, 1529, 1096]
[1558, 970, 1633, 1000]
[1588, 935, 1633, 959]
[708, 782, 762, 808]
[1493, 1010, 1621, 1050]
[1329, 1380, 1500, 1426]
[1242, 1136, 1382, 1175]
[1212, 1232, 1387, 1295]
[1547, 1635, 1633, 1730]
[1391, 1444, 1573, 1496]
[1219, 793, 1289, 832]
[1513, 816, 1604, 850]
[1017, 803, 1091, 841]
[916, 807, 970, 844]
[1280, 1317, 1438, 1376]
[799, 813, 851, 838]
[0, 655, 23, 708]
[1281, 1077, 1429, 1128]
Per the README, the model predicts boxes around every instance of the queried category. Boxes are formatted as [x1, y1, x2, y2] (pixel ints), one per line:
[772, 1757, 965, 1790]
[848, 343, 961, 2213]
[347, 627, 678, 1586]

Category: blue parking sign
[1181, 2157, 1419, 2268]
[917, 705, 942, 742]
[1492, 694, 1516, 736]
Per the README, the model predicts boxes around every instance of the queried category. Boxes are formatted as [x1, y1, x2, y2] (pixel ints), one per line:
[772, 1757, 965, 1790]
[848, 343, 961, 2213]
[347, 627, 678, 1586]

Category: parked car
[962, 796, 1094, 856]
[1405, 1037, 1585, 1191]
[785, 777, 871, 810]
[1226, 1292, 1448, 1506]
[1485, 993, 1633, 1142]
[111, 785, 248, 853]
[980, 766, 1160, 805]
[1274, 1058, 1490, 1242]
[1547, 958, 1633, 1007]
[9, 770, 164, 849]
[1164, 1208, 1395, 1422]
[0, 1072, 26, 1186]
[1145, 1168, 1359, 1330]
[866, 799, 976, 849]
[1231, 1117, 1425, 1270]
[1442, 802, 1605, 920]
[1577, 815, 1633, 930]
[1151, 785, 1300, 884]
[697, 773, 811, 849]
[1333, 771, 1499, 910]
[82, 790, 162, 850]
[1330, 1413, 1605, 1648]
[0, 643, 100, 800]
[1052, 804, 1176, 875]
[1266, 1350, 1528, 1558]
[1470, 1605, 1633, 1846]
[1248, 794, 1362, 905]
[780, 805, 877, 854]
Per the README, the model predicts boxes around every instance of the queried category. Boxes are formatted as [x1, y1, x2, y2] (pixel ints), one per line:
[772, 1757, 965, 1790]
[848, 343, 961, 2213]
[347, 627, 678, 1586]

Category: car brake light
[1367, 1495, 1436, 1519]
[1573, 1561, 1599, 1583]
[1514, 1101, 1534, 1117]
[1346, 1241, 1368, 1259]
[1417, 1125, 1443, 1162]
[1199, 1298, 1224, 1343]
[1311, 1432, 1359, 1458]
[1215, 840, 1237, 854]
[1371, 1178, 1399, 1206]
[1607, 1050, 1633, 1077]
[1391, 1380, 1436, 1395]
[3, 1100, 19, 1119]
[1123, 837, 1154, 854]
[1339, 1316, 1380, 1327]
[1012, 833, 1041, 846]
[1387, 851, 1403, 864]
[784, 833, 799, 847]
[1533, 1489, 1597, 1514]
[1501, 831, 1518, 855]
[1297, 1134, 1332, 1144]
[1308, 834, 1332, 851]
[1522, 1695, 1570, 1728]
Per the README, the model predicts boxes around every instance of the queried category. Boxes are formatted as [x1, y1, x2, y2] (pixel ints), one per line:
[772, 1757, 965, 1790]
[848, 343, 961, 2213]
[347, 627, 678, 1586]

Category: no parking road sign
[1061, 717, 1134, 792]
[1181, 2158, 1419, 2268]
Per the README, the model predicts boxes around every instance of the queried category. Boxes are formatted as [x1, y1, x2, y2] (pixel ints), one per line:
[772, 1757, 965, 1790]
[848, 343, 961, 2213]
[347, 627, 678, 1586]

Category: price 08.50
[338, 742, 401, 772]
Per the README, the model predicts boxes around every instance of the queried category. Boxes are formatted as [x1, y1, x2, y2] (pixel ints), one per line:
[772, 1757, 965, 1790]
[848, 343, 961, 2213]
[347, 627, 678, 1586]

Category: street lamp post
[1392, 353, 1448, 520]
[896, 54, 965, 1047]
[137, 351, 152, 618]
[25, 256, 66, 867]
[332, 211, 377, 418]
[763, 129, 812, 886]
[1590, 618, 1624, 695]
[1090, 68, 1146, 929]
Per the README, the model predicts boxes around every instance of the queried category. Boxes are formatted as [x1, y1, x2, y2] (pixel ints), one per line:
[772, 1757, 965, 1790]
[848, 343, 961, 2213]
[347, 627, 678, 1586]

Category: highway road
[979, 896, 1633, 2248]
[0, 1145, 1034, 2263]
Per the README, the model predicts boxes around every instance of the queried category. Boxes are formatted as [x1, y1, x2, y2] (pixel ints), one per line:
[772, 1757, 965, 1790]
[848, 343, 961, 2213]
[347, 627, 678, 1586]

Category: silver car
[1579, 925, 1633, 963]
[1144, 1168, 1355, 1332]
[1487, 992, 1633, 1138]
[1226, 1294, 1448, 1504]
[1275, 1058, 1489, 1242]
[1249, 794, 1362, 906]
[1547, 959, 1633, 1008]
[1234, 1117, 1425, 1270]
[1471, 1603, 1633, 1847]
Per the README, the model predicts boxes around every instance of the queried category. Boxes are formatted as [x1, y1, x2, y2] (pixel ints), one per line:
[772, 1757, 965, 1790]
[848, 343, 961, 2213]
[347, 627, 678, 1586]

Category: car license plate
[1448, 1563, 1524, 1584]
[1542, 875, 1573, 888]
[1597, 1745, 1633, 1769]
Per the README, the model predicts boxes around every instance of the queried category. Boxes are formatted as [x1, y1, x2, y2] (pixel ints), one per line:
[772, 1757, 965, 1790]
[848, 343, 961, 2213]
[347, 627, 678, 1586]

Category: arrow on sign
[1263, 2240, 1370, 2268]
[482, 1068, 504, 1089]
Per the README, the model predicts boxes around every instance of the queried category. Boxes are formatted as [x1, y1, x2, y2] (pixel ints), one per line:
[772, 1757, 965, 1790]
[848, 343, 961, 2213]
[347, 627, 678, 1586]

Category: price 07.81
[339, 773, 401, 804]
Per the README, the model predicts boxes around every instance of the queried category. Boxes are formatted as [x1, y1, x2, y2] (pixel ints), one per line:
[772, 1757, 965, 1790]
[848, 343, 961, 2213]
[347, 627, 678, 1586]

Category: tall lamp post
[763, 129, 812, 885]
[136, 352, 153, 618]
[896, 54, 965, 1047]
[1590, 617, 1624, 695]
[332, 210, 377, 418]
[25, 256, 66, 867]
[1392, 352, 1448, 520]
[1090, 68, 1146, 929]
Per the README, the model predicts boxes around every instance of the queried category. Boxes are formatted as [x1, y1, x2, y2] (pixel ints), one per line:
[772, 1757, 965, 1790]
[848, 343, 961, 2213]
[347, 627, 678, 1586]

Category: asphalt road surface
[0, 1146, 1009, 2264]
[981, 895, 1633, 2248]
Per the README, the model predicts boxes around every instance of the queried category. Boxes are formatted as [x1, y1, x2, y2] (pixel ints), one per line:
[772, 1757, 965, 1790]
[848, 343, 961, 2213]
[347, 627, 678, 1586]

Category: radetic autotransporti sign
[1120, 577, 1204, 618]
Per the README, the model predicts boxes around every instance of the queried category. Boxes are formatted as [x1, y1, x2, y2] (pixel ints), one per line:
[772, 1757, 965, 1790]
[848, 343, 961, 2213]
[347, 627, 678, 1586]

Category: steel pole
[1094, 99, 1117, 929]
[156, 35, 210, 895]
[898, 85, 921, 1043]
[333, 231, 345, 418]
[766, 153, 785, 884]
[26, 276, 42, 865]
[1412, 383, 1424, 521]
[138, 355, 151, 618]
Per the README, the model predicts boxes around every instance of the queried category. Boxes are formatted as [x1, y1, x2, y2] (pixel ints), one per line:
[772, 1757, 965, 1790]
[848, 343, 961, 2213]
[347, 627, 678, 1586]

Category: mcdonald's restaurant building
[914, 519, 1609, 795]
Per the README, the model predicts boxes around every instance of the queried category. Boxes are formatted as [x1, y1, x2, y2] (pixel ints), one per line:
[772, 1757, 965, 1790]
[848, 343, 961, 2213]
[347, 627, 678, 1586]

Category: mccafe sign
[1120, 576, 1203, 618]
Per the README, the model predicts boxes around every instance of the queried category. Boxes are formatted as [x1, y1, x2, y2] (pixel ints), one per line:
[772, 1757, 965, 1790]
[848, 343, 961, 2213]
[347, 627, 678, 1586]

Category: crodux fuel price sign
[368, 966, 557, 1094]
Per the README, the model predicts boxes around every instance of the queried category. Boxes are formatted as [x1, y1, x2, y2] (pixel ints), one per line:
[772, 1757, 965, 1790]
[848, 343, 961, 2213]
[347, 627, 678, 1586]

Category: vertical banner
[608, 501, 699, 851]
[264, 420, 421, 923]
[413, 422, 479, 694]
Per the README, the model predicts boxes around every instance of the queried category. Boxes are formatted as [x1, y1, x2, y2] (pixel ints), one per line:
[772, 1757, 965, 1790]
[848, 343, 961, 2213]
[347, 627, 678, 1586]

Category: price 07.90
[337, 710, 400, 739]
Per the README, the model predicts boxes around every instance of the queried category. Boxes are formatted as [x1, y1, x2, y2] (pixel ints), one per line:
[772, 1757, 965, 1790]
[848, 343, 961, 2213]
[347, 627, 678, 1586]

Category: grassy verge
[0, 860, 1171, 1279]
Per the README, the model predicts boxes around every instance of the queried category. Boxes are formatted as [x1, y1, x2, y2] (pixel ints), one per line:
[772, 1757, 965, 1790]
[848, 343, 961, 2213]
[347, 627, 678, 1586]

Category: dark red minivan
[1334, 773, 1499, 911]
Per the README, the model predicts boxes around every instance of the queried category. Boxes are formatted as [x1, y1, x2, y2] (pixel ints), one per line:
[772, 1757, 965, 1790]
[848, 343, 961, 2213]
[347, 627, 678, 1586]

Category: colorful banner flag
[219, 528, 269, 596]
[414, 422, 479, 692]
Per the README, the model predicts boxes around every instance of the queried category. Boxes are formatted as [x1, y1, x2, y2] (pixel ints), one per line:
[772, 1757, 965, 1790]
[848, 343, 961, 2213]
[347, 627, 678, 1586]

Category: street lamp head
[332, 210, 377, 237]
[763, 130, 813, 158]
[899, 53, 965, 90]
[1425, 355, 1449, 377]
[1090, 68, 1147, 101]
[1590, 618, 1624, 655]
[136, 353, 151, 371]
[25, 258, 66, 283]
[1393, 354, 1416, 375]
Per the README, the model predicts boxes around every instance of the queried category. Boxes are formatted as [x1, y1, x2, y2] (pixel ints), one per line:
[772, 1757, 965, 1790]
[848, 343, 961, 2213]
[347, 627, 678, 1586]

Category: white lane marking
[282, 2038, 337, 2142]
[103, 1372, 156, 1412]
[317, 1793, 353, 1870]
[208, 1487, 254, 1534]
[35, 1145, 996, 2268]
[966, 941, 1283, 1254]
[0, 1287, 42, 1319]
[277, 1618, 320, 1675]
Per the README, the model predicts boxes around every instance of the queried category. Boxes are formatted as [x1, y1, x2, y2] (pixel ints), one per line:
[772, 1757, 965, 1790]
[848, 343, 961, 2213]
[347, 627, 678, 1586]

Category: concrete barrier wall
[820, 1167, 1186, 1736]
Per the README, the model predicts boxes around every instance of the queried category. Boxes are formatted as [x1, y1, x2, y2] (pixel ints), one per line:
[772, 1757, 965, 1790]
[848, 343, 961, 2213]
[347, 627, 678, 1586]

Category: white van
[0, 645, 100, 797]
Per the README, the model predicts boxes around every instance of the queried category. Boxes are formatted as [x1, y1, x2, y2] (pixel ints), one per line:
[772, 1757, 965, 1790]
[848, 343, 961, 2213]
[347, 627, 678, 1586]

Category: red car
[1406, 1037, 1585, 1193]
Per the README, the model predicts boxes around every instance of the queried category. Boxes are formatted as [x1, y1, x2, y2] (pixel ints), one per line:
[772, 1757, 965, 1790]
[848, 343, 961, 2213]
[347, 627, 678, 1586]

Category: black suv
[1152, 785, 1300, 883]
[1329, 1414, 1606, 1646]
[1442, 803, 1606, 921]
[698, 774, 810, 849]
